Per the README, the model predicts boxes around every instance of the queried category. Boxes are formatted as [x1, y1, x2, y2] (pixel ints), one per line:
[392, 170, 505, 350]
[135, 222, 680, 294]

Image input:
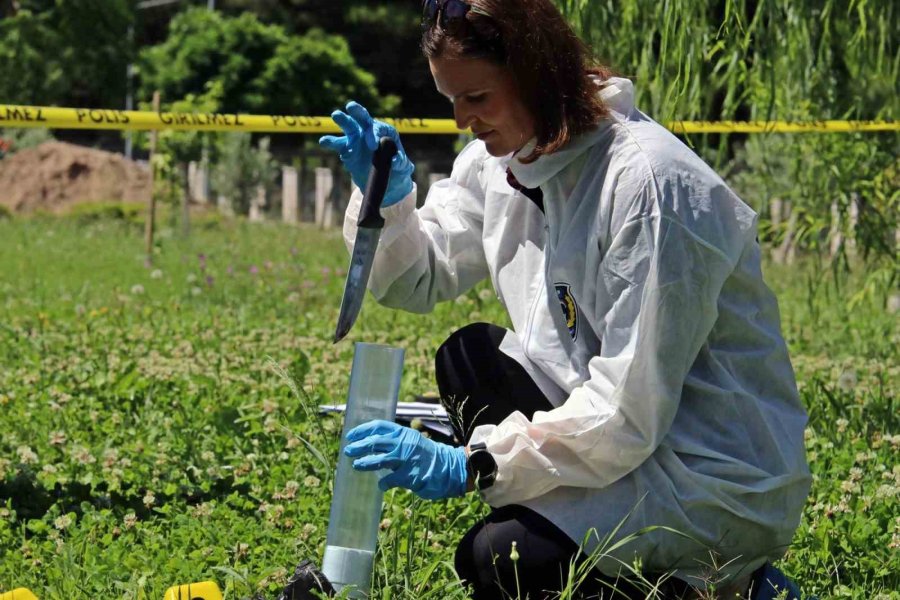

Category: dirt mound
[0, 141, 151, 214]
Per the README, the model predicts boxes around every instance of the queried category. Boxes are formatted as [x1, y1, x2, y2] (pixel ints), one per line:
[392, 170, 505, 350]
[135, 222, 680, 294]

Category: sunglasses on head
[422, 0, 491, 29]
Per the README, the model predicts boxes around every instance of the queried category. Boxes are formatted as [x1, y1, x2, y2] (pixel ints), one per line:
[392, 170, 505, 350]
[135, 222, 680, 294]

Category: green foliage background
[557, 0, 897, 123]
[137, 8, 397, 118]
[0, 0, 132, 108]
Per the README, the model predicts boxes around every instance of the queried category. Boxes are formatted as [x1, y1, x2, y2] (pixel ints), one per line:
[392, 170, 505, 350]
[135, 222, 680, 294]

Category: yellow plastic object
[0, 589, 39, 600]
[162, 581, 223, 600]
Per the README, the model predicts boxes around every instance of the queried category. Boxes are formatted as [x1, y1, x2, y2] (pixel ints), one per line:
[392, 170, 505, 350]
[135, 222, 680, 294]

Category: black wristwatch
[466, 441, 497, 490]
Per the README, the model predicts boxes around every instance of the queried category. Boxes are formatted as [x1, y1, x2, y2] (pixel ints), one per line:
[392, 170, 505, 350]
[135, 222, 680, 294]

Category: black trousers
[436, 323, 692, 600]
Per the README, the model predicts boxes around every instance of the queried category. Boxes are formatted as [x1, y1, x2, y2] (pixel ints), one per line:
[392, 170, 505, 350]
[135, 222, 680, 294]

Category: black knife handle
[357, 137, 399, 229]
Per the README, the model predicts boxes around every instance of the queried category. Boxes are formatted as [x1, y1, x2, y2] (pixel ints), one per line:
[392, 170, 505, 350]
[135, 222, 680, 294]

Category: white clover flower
[887, 293, 900, 315]
[190, 503, 213, 518]
[875, 484, 898, 500]
[143, 491, 156, 507]
[186, 273, 198, 284]
[191, 286, 202, 296]
[123, 513, 138, 528]
[303, 475, 320, 489]
[71, 446, 96, 465]
[130, 284, 145, 296]
[299, 523, 317, 540]
[54, 514, 73, 530]
[16, 446, 38, 464]
[264, 416, 278, 433]
[235, 543, 249, 558]
[150, 269, 164, 280]
[837, 370, 857, 392]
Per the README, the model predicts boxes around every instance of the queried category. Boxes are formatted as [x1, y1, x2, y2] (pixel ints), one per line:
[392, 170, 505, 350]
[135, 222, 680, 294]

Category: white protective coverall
[342, 78, 811, 582]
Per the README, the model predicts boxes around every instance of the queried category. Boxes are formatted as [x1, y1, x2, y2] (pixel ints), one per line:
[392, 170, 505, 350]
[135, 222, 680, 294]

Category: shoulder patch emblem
[554, 283, 578, 341]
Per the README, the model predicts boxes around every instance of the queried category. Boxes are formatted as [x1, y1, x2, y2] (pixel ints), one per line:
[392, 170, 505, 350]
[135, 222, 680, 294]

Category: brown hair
[421, 0, 612, 163]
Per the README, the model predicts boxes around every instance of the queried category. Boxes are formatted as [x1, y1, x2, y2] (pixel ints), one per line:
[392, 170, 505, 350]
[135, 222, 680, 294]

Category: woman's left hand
[344, 420, 468, 500]
[319, 101, 415, 207]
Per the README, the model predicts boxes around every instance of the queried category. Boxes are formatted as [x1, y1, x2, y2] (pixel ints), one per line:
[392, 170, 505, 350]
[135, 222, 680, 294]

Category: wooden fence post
[298, 153, 308, 222]
[249, 184, 266, 222]
[428, 173, 448, 187]
[188, 161, 209, 204]
[144, 91, 160, 265]
[829, 200, 843, 258]
[180, 162, 191, 238]
[282, 166, 299, 225]
[315, 167, 334, 228]
[769, 197, 783, 229]
[217, 194, 232, 216]
[773, 202, 797, 265]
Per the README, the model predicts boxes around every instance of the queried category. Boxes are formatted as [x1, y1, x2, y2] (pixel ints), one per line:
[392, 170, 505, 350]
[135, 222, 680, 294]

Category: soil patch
[0, 141, 151, 214]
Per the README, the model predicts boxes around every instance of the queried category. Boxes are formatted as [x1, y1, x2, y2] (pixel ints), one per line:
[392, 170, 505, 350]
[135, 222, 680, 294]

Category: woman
[319, 1, 811, 598]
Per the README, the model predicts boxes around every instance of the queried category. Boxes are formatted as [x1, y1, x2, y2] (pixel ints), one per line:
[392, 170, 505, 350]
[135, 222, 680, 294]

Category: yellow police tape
[0, 104, 897, 135]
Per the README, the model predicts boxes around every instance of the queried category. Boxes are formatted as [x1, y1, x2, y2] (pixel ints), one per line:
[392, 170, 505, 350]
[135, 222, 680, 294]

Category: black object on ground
[275, 559, 336, 600]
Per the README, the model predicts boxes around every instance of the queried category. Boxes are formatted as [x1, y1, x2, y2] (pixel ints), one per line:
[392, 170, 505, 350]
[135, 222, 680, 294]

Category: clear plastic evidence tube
[322, 342, 404, 597]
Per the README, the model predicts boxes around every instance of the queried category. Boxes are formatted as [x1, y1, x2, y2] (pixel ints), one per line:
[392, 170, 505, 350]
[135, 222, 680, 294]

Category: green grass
[0, 214, 897, 599]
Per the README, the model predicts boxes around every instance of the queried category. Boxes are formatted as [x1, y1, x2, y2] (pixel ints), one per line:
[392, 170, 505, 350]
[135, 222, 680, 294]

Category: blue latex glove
[319, 101, 415, 207]
[344, 420, 468, 500]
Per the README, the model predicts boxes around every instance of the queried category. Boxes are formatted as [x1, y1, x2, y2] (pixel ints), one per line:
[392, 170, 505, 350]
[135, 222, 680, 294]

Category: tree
[210, 0, 458, 165]
[212, 0, 451, 119]
[554, 0, 897, 125]
[137, 8, 396, 117]
[0, 0, 132, 108]
[554, 0, 898, 282]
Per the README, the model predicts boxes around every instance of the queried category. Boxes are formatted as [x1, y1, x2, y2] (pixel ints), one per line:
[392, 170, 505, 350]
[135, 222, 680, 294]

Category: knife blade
[333, 137, 398, 343]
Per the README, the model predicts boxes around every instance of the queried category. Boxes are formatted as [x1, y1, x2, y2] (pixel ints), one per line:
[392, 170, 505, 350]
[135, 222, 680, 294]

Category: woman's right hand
[319, 101, 415, 207]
